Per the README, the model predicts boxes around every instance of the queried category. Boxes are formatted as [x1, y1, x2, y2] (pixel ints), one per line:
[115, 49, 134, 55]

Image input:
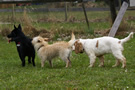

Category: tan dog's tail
[68, 32, 75, 47]
[121, 32, 134, 45]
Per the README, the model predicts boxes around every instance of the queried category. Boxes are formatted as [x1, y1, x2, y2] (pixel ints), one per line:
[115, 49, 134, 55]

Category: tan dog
[32, 33, 75, 68]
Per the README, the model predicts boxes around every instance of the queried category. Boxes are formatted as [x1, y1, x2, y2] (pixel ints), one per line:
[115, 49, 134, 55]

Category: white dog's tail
[121, 32, 134, 45]
[68, 32, 75, 47]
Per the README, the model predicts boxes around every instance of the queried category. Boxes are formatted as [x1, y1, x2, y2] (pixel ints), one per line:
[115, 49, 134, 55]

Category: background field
[0, 6, 135, 89]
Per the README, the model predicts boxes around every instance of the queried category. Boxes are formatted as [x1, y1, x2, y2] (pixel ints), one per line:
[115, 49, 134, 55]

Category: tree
[109, 0, 117, 24]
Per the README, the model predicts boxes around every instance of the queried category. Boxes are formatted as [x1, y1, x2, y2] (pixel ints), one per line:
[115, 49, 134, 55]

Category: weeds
[1, 28, 10, 37]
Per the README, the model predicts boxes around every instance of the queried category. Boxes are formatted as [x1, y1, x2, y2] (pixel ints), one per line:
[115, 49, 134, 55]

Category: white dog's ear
[44, 38, 49, 41]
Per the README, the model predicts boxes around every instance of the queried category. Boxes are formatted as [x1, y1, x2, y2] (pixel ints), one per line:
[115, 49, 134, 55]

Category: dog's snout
[7, 34, 11, 38]
[80, 51, 83, 53]
[7, 35, 9, 37]
[80, 49, 84, 53]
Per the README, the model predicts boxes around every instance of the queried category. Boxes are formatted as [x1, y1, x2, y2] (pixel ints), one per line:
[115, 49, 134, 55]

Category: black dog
[7, 24, 35, 67]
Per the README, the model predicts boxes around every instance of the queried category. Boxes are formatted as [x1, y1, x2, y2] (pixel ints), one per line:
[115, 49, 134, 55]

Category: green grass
[0, 34, 135, 89]
[0, 11, 111, 30]
[0, 10, 135, 89]
[1, 10, 135, 32]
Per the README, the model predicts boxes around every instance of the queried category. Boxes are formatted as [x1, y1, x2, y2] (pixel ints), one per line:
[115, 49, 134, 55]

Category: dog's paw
[112, 65, 117, 67]
[88, 65, 94, 68]
[121, 65, 126, 69]
[98, 64, 104, 67]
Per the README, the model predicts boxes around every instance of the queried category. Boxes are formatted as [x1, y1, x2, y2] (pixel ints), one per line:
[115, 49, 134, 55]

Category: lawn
[0, 9, 135, 89]
[0, 31, 135, 89]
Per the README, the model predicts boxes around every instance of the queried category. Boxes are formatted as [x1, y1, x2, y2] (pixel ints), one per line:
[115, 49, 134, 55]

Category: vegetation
[0, 7, 135, 89]
[1, 10, 135, 39]
[0, 31, 135, 89]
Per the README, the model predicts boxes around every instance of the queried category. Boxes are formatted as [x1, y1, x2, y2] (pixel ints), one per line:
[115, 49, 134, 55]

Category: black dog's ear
[18, 24, 22, 31]
[14, 25, 17, 29]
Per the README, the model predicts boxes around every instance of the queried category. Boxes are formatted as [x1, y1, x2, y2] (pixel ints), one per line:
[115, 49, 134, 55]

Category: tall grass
[1, 10, 135, 38]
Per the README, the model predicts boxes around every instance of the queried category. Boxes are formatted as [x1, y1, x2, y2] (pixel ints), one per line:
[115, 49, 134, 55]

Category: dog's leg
[49, 60, 53, 67]
[98, 56, 104, 67]
[41, 59, 45, 68]
[40, 56, 46, 67]
[88, 54, 96, 67]
[22, 57, 25, 67]
[113, 51, 126, 68]
[18, 52, 25, 67]
[62, 58, 71, 68]
[28, 56, 31, 64]
[112, 59, 120, 67]
[64, 55, 72, 68]
[41, 57, 46, 68]
[113, 58, 126, 68]
[66, 57, 71, 67]
[32, 56, 35, 66]
[121, 58, 126, 68]
[118, 58, 126, 68]
[20, 55, 25, 67]
[61, 55, 71, 68]
[66, 58, 70, 68]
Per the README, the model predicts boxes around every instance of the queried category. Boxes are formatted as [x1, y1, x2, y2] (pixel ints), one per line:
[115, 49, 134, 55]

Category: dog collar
[17, 42, 21, 47]
[37, 45, 44, 51]
[8, 40, 11, 43]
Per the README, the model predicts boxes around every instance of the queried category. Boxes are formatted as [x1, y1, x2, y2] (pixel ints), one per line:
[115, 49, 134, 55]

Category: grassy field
[0, 11, 111, 30]
[0, 9, 135, 89]
[0, 31, 135, 89]
[0, 10, 135, 36]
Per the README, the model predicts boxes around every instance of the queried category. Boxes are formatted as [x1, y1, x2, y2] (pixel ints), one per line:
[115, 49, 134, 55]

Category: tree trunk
[109, 0, 117, 24]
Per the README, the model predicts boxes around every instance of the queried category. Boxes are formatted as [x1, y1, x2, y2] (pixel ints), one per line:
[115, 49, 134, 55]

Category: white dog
[32, 33, 75, 68]
[74, 32, 134, 68]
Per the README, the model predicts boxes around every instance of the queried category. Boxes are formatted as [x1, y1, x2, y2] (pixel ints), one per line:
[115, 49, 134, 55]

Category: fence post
[12, 4, 15, 24]
[82, 1, 90, 29]
[108, 1, 129, 37]
[109, 0, 117, 24]
[65, 2, 67, 21]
